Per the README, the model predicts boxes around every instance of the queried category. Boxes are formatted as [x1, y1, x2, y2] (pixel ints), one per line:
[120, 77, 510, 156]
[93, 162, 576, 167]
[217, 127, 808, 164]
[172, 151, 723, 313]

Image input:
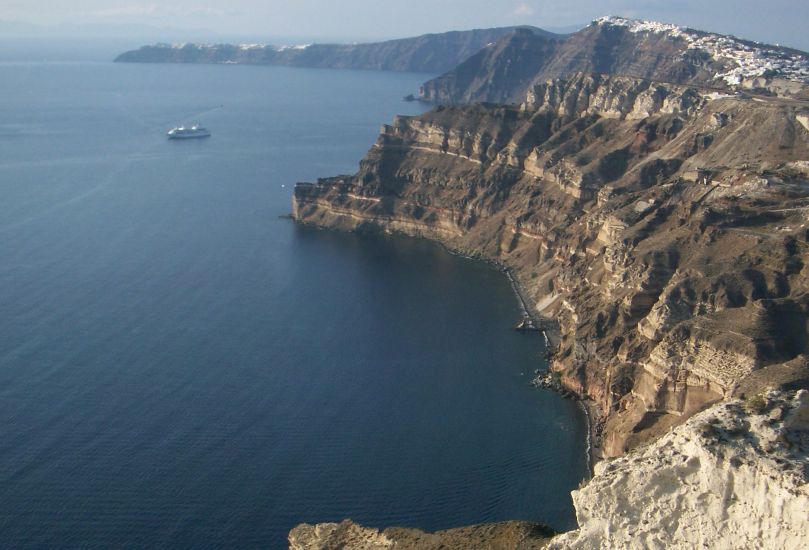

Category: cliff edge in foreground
[289, 391, 809, 549]
[290, 521, 555, 550]
[551, 390, 809, 549]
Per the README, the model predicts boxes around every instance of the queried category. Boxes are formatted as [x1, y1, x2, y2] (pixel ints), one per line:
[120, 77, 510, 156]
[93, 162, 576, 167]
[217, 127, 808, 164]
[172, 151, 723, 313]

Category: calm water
[0, 54, 588, 548]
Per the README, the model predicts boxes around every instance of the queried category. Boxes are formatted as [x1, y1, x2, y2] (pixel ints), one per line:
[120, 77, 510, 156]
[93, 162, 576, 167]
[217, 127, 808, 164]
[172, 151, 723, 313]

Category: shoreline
[578, 399, 602, 476]
[504, 267, 599, 477]
[417, 238, 599, 476]
[296, 220, 600, 476]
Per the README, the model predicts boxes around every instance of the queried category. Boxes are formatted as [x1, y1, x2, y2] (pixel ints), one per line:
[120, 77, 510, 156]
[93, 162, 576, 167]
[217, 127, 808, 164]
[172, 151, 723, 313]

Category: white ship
[167, 125, 211, 139]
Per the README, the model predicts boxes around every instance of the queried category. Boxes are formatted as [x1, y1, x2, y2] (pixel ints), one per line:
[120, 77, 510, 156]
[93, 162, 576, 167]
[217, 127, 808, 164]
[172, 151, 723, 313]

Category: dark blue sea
[0, 45, 588, 548]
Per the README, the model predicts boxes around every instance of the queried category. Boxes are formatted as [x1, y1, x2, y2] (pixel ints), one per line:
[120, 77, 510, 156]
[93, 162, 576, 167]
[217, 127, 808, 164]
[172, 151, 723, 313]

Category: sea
[0, 40, 588, 548]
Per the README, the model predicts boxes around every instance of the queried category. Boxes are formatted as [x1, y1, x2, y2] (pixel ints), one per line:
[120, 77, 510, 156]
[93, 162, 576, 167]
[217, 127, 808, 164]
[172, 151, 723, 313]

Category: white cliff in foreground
[551, 390, 809, 550]
[287, 391, 808, 549]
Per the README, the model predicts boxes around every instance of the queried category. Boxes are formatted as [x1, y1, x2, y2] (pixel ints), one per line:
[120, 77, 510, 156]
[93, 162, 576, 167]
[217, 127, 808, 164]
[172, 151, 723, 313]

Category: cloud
[92, 4, 160, 18]
[91, 4, 238, 20]
[510, 3, 535, 17]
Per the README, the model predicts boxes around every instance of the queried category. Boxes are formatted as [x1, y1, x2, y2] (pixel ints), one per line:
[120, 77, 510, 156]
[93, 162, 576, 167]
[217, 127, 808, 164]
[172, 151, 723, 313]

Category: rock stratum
[420, 17, 809, 104]
[113, 26, 562, 74]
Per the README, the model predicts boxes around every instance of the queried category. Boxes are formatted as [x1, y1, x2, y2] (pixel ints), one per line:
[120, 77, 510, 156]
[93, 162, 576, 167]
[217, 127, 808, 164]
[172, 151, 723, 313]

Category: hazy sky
[3, 0, 808, 50]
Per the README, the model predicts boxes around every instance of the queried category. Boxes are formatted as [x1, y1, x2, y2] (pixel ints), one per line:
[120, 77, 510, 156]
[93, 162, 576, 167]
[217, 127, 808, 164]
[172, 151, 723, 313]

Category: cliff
[293, 72, 809, 458]
[551, 390, 809, 549]
[420, 17, 809, 104]
[287, 16, 809, 548]
[113, 27, 563, 74]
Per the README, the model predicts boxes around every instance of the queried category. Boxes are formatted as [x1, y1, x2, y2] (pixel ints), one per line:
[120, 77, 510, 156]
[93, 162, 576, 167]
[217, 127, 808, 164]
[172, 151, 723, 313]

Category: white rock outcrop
[551, 390, 809, 549]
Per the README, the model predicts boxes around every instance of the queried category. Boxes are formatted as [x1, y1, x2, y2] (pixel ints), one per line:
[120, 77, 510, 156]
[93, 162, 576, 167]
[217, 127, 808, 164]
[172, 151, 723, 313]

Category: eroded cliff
[551, 390, 809, 549]
[294, 72, 809, 458]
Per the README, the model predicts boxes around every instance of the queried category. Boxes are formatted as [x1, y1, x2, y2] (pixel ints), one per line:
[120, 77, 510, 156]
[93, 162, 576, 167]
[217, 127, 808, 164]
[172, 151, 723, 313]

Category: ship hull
[167, 132, 211, 140]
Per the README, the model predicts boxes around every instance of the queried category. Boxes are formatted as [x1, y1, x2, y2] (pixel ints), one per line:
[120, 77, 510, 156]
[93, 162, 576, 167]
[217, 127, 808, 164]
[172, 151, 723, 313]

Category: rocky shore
[531, 370, 603, 473]
[509, 267, 602, 473]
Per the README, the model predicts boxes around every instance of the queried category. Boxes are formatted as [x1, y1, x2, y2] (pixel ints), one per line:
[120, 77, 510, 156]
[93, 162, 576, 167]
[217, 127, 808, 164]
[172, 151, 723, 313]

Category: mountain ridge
[420, 16, 809, 104]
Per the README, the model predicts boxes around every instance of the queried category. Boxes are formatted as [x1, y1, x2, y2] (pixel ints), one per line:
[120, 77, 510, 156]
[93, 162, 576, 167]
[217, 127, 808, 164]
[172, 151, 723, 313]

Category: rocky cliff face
[113, 27, 562, 74]
[420, 17, 809, 104]
[294, 72, 809, 458]
[551, 390, 809, 549]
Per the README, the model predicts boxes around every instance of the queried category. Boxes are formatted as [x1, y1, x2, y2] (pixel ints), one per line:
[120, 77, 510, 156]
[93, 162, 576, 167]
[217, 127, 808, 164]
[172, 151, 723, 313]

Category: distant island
[113, 26, 564, 75]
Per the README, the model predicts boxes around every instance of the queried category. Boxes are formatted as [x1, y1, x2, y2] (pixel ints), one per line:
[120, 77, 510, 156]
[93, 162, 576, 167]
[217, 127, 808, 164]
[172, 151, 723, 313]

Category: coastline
[505, 267, 599, 477]
[577, 399, 601, 476]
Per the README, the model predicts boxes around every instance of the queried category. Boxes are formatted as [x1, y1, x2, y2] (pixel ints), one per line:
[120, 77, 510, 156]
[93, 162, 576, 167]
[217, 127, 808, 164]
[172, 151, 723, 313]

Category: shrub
[745, 394, 768, 415]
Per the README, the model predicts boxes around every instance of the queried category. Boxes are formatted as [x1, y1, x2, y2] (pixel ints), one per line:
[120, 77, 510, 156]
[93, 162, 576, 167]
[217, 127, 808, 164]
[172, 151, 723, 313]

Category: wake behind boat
[167, 125, 211, 139]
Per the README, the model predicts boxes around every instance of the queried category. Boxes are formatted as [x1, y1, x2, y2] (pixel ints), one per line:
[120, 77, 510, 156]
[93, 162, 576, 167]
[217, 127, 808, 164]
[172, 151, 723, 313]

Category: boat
[167, 125, 211, 139]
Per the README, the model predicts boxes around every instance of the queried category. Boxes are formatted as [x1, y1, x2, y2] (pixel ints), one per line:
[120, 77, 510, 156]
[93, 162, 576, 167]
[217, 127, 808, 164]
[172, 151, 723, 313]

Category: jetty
[513, 314, 542, 332]
[505, 269, 547, 333]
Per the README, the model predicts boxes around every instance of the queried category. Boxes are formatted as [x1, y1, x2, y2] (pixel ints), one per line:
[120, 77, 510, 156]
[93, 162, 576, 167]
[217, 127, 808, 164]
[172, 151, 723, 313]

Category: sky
[2, 0, 808, 51]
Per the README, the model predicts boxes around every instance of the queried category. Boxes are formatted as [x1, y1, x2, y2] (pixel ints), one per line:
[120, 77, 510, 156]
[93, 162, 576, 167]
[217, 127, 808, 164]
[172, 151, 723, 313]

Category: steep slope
[418, 29, 563, 105]
[551, 390, 809, 549]
[294, 73, 809, 457]
[114, 27, 563, 74]
[420, 17, 809, 104]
